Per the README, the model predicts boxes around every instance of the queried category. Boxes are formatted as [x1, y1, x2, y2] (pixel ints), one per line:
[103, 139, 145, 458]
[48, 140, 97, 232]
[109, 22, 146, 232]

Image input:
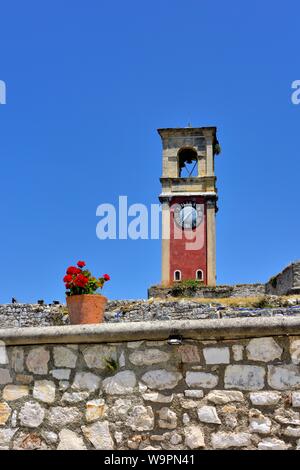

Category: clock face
[174, 203, 204, 229]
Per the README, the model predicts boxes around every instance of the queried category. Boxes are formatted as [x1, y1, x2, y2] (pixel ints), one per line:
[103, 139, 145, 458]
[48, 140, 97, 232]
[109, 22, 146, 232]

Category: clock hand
[182, 209, 194, 223]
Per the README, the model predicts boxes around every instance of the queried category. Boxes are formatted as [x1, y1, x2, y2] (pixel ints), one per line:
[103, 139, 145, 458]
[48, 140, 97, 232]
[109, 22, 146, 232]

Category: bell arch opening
[178, 148, 198, 177]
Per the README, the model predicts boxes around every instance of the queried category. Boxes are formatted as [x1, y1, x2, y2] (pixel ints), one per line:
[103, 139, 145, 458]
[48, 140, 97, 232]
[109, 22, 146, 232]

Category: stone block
[3, 384, 29, 401]
[33, 380, 56, 403]
[0, 402, 11, 425]
[203, 347, 230, 364]
[184, 425, 205, 449]
[224, 365, 265, 391]
[268, 365, 300, 390]
[158, 407, 177, 429]
[185, 371, 218, 389]
[292, 391, 300, 407]
[126, 405, 155, 431]
[82, 421, 114, 449]
[129, 349, 170, 366]
[206, 390, 244, 404]
[246, 338, 282, 362]
[86, 399, 106, 422]
[232, 345, 244, 361]
[249, 391, 281, 406]
[0, 368, 12, 385]
[47, 406, 82, 428]
[178, 345, 200, 363]
[72, 372, 101, 392]
[257, 437, 290, 450]
[57, 429, 86, 450]
[82, 345, 117, 369]
[141, 370, 182, 390]
[53, 346, 77, 368]
[26, 347, 49, 375]
[211, 432, 251, 449]
[19, 402, 45, 428]
[103, 371, 136, 394]
[197, 405, 221, 424]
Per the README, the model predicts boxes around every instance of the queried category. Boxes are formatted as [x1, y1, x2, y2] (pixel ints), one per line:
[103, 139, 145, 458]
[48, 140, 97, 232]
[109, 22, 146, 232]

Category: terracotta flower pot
[66, 294, 107, 325]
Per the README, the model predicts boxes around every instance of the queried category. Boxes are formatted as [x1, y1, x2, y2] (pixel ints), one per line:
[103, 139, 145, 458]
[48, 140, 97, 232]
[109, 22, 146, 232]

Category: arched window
[174, 270, 181, 281]
[196, 269, 203, 281]
[178, 148, 198, 177]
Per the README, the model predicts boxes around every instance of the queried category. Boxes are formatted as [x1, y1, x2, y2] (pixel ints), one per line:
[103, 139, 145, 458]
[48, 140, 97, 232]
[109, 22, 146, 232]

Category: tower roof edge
[157, 126, 217, 137]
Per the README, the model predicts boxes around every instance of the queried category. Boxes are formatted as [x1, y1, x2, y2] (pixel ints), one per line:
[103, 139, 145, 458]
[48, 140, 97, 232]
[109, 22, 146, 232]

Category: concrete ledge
[1, 316, 300, 345]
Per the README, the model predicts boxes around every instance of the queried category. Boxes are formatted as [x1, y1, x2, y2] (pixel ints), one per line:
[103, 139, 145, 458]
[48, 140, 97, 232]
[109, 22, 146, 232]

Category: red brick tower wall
[169, 196, 207, 283]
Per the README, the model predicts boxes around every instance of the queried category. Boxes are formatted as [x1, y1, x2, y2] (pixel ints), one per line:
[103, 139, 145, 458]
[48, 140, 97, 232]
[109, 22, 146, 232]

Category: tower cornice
[157, 127, 217, 138]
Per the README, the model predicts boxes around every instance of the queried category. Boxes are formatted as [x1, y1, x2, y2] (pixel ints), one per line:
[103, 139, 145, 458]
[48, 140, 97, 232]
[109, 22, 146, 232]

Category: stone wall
[1, 318, 300, 449]
[0, 304, 69, 329]
[2, 298, 300, 329]
[148, 284, 266, 299]
[266, 261, 300, 296]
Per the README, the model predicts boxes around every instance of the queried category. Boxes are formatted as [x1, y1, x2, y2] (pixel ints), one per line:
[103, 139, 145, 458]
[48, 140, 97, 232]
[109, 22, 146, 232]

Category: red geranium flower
[64, 261, 110, 296]
[74, 273, 89, 287]
[66, 266, 81, 275]
[63, 274, 73, 283]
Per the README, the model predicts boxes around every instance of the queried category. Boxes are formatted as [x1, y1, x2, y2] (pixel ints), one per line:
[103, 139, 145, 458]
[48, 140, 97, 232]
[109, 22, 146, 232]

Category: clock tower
[158, 126, 220, 286]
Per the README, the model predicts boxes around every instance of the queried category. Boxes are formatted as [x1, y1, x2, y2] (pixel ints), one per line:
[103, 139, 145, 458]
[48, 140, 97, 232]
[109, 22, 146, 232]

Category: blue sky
[0, 0, 299, 303]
